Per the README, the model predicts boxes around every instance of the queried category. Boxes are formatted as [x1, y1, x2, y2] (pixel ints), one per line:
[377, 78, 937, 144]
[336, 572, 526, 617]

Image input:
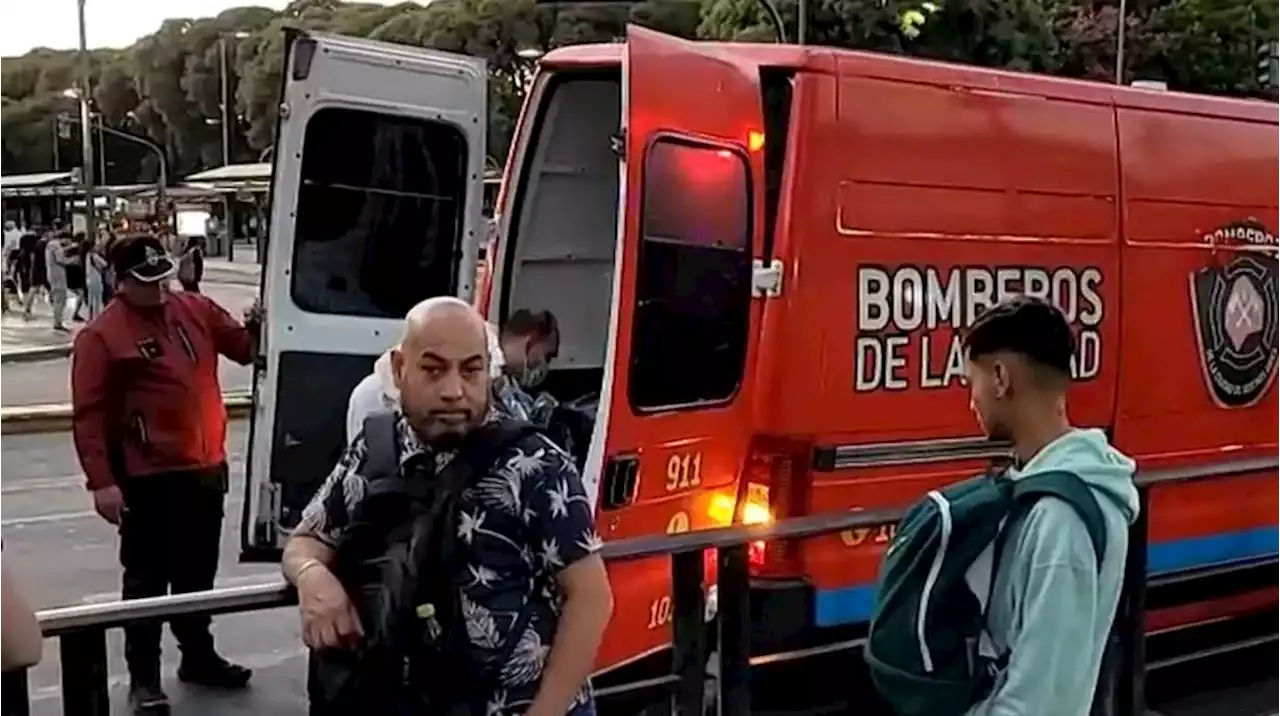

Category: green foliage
[2, 0, 1274, 180]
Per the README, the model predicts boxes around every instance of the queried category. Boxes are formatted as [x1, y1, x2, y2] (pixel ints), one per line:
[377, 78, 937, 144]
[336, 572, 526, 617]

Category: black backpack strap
[404, 419, 544, 610]
[1011, 470, 1108, 568]
[361, 411, 401, 483]
[455, 419, 542, 477]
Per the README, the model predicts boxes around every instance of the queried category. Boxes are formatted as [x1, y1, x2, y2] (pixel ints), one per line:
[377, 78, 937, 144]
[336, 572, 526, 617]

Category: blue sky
[0, 0, 403, 57]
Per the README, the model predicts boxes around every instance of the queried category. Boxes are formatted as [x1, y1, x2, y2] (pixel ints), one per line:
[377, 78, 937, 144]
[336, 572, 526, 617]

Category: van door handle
[601, 456, 639, 510]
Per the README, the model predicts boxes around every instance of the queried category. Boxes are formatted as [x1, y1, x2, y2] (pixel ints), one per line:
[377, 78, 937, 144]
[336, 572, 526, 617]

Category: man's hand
[296, 563, 363, 650]
[243, 300, 263, 329]
[91, 485, 125, 525]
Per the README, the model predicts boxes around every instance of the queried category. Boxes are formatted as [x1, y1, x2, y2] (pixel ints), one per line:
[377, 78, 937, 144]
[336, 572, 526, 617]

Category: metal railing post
[2, 667, 31, 716]
[59, 629, 110, 716]
[717, 544, 752, 715]
[670, 550, 707, 715]
[1115, 484, 1151, 715]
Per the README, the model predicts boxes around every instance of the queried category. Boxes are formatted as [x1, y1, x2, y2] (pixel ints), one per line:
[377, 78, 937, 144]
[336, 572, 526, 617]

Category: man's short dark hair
[962, 296, 1075, 378]
[503, 309, 559, 343]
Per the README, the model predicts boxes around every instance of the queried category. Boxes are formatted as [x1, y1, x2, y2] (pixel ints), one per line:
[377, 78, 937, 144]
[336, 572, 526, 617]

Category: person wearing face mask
[492, 308, 561, 425]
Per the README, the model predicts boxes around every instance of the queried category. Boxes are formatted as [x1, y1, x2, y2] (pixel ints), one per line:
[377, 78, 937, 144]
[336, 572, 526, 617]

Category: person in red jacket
[70, 233, 260, 715]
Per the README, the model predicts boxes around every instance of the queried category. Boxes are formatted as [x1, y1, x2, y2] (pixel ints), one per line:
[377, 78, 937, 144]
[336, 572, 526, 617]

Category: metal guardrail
[0, 392, 253, 436]
[1, 455, 1275, 716]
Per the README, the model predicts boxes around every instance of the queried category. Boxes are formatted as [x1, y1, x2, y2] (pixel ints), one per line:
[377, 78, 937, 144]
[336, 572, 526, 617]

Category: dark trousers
[119, 465, 228, 685]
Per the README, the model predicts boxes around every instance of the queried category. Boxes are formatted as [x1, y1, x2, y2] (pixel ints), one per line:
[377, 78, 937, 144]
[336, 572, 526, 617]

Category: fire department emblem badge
[1188, 219, 1279, 409]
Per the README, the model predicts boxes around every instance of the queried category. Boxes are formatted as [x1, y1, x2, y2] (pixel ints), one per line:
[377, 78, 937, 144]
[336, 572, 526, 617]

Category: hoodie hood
[486, 322, 506, 378]
[373, 350, 400, 404]
[1015, 427, 1140, 524]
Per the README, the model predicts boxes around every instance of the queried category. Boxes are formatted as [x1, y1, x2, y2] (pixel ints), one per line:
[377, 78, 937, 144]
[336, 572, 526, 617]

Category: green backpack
[865, 470, 1108, 716]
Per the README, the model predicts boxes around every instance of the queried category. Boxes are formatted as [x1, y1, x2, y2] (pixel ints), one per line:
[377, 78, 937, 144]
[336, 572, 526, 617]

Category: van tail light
[703, 437, 807, 582]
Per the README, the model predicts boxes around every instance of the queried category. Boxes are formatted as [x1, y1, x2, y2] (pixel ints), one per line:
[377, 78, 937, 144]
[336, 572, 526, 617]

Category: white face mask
[517, 360, 549, 390]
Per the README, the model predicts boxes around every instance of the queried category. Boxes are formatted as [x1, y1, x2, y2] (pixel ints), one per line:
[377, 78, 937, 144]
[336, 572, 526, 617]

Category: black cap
[110, 234, 177, 284]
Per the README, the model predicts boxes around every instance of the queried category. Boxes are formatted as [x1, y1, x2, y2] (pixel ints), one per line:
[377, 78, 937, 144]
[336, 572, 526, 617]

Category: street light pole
[798, 0, 807, 45]
[1114, 0, 1128, 85]
[217, 32, 249, 260]
[219, 35, 231, 169]
[76, 0, 96, 240]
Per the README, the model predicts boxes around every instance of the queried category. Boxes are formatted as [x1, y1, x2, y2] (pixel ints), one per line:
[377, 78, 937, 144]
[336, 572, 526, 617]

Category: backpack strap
[980, 470, 1110, 673]
[361, 411, 401, 483]
[1011, 470, 1108, 568]
[405, 418, 543, 618]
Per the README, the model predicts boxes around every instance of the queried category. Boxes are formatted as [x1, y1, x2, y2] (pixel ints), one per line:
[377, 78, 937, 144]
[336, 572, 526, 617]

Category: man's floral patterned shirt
[295, 412, 602, 715]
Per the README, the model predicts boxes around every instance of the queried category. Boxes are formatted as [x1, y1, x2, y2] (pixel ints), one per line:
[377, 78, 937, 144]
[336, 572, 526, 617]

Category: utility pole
[1265, 41, 1279, 92]
[1114, 0, 1128, 85]
[797, 0, 807, 45]
[76, 0, 96, 240]
[220, 35, 232, 170]
[219, 33, 242, 260]
[51, 120, 61, 171]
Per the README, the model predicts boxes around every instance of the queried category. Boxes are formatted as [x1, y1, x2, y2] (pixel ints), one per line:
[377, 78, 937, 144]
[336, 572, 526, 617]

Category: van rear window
[628, 138, 752, 410]
[290, 107, 467, 318]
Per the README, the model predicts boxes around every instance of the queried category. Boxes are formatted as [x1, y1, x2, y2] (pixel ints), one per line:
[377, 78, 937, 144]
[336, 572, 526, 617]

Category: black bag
[308, 412, 540, 716]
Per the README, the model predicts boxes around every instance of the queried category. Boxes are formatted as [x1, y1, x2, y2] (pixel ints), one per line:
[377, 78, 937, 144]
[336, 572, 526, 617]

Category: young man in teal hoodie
[961, 296, 1140, 716]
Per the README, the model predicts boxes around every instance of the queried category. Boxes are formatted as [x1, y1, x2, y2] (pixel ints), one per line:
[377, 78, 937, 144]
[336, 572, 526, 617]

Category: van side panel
[779, 62, 1124, 626]
[1114, 105, 1279, 572]
[754, 71, 838, 434]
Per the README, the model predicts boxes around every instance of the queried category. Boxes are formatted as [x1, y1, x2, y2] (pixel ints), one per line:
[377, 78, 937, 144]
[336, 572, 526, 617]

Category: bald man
[285, 297, 612, 716]
[344, 299, 508, 444]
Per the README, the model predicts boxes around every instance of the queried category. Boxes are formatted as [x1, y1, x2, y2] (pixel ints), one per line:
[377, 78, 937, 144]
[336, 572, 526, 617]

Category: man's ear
[389, 348, 406, 386]
[991, 358, 1012, 400]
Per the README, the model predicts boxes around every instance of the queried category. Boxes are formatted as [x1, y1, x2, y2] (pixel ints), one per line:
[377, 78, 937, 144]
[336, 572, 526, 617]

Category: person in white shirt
[3, 221, 22, 312]
[3, 220, 22, 258]
[44, 233, 72, 332]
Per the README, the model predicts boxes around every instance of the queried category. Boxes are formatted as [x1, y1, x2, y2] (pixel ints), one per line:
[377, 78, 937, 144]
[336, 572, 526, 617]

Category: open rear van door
[587, 25, 770, 670]
[241, 30, 488, 560]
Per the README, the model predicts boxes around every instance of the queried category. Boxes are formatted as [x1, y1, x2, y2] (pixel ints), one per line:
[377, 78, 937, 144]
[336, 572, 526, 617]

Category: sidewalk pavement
[1, 277, 259, 363]
[1, 297, 84, 363]
[204, 244, 262, 286]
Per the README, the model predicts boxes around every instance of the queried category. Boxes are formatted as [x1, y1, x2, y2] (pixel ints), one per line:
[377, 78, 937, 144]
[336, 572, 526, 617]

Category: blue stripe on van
[812, 526, 1280, 628]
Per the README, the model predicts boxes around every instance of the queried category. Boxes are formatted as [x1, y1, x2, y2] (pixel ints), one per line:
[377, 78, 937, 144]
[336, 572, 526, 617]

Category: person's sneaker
[177, 654, 252, 689]
[128, 683, 170, 714]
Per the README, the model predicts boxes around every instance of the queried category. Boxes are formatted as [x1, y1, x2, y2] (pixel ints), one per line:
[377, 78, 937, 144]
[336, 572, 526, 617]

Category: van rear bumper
[749, 578, 818, 653]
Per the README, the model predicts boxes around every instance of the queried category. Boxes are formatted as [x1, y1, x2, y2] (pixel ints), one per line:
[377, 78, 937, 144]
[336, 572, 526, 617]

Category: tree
[3, 0, 1275, 181]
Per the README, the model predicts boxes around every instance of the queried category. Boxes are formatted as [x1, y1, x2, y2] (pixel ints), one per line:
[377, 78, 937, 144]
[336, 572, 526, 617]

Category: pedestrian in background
[43, 231, 72, 333]
[85, 232, 109, 319]
[20, 229, 47, 320]
[67, 232, 88, 322]
[176, 234, 205, 293]
[70, 233, 263, 714]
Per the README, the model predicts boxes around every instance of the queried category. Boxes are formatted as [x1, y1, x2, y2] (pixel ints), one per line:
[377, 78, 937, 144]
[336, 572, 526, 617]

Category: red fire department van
[244, 25, 1279, 681]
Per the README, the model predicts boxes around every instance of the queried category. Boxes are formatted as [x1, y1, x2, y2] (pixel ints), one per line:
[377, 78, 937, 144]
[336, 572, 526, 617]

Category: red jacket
[71, 292, 255, 490]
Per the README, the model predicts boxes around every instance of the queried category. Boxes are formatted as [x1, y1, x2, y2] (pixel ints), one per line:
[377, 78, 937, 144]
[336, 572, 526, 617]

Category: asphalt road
[1, 281, 257, 407]
[0, 421, 301, 715]
[2, 424, 1274, 715]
